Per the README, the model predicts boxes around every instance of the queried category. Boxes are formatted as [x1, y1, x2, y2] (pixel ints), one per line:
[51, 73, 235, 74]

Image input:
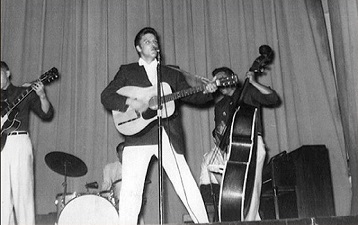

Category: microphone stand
[156, 50, 164, 225]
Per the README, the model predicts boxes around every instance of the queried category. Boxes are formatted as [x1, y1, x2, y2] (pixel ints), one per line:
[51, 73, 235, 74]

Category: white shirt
[138, 58, 158, 86]
[102, 161, 122, 199]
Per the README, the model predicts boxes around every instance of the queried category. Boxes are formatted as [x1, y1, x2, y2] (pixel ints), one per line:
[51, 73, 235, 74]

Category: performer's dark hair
[212, 67, 234, 77]
[134, 27, 159, 48]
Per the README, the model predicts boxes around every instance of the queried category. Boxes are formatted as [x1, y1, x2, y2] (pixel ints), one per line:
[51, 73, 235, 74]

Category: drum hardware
[85, 181, 99, 192]
[99, 189, 116, 207]
[45, 151, 87, 219]
[112, 179, 122, 186]
[98, 179, 122, 209]
[54, 192, 78, 218]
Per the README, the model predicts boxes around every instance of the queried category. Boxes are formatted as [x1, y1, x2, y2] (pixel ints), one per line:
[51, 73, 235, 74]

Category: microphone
[156, 49, 161, 64]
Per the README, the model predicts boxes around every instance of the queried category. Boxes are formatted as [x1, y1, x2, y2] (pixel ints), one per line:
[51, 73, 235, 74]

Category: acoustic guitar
[112, 74, 239, 136]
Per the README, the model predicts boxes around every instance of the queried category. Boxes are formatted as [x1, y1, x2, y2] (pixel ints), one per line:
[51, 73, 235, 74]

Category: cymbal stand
[61, 161, 68, 205]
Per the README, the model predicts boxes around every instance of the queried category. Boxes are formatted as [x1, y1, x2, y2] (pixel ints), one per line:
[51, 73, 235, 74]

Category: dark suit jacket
[101, 62, 213, 154]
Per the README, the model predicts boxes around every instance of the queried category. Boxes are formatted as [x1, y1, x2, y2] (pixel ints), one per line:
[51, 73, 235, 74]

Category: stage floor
[36, 213, 357, 225]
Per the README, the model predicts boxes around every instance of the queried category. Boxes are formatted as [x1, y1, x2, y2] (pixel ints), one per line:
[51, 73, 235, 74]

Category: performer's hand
[246, 71, 256, 83]
[126, 98, 148, 113]
[208, 164, 225, 174]
[213, 121, 226, 144]
[202, 77, 218, 94]
[32, 81, 47, 99]
[246, 70, 273, 94]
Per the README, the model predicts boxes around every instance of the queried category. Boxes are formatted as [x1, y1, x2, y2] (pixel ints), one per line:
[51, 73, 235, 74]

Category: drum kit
[45, 151, 119, 225]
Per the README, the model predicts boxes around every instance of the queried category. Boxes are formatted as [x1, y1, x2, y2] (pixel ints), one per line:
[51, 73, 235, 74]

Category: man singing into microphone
[101, 27, 218, 224]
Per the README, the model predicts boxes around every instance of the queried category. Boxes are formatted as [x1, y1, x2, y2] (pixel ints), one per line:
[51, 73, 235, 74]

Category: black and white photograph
[1, 0, 357, 225]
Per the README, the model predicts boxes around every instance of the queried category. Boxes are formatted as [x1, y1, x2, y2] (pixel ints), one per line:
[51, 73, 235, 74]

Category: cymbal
[45, 151, 88, 177]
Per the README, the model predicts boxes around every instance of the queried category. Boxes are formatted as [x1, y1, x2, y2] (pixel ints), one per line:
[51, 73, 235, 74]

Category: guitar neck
[148, 76, 236, 108]
[2, 67, 59, 116]
[164, 85, 206, 103]
[148, 85, 206, 108]
[3, 87, 34, 115]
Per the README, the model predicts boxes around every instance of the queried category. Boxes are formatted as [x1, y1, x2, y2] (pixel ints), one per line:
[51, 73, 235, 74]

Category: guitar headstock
[216, 74, 239, 87]
[40, 67, 60, 84]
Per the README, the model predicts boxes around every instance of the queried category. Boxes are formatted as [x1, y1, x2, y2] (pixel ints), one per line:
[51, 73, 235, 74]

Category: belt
[8, 131, 28, 136]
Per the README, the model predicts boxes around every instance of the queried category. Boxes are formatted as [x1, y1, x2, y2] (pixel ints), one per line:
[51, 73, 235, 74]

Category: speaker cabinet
[260, 145, 335, 219]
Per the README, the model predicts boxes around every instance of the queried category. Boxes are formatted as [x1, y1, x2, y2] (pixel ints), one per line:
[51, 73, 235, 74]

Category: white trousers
[244, 135, 266, 221]
[1, 134, 35, 225]
[118, 131, 209, 224]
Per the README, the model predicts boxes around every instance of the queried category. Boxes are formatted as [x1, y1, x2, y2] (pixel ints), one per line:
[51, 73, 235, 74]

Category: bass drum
[55, 192, 78, 219]
[57, 194, 119, 225]
[99, 190, 118, 209]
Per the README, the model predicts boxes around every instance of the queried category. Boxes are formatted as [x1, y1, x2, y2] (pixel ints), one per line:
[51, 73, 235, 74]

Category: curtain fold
[1, 0, 355, 222]
[327, 0, 358, 215]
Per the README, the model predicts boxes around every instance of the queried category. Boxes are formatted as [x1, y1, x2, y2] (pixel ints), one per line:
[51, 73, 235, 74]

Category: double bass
[218, 45, 273, 221]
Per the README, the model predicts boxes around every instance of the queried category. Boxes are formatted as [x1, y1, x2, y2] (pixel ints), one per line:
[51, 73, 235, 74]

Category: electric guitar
[112, 74, 239, 136]
[1, 67, 59, 151]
